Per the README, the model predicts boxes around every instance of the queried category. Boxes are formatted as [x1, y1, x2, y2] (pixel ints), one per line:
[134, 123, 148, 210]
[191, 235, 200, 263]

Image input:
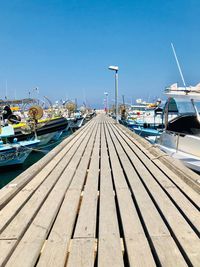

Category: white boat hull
[157, 131, 200, 172]
[159, 131, 200, 157]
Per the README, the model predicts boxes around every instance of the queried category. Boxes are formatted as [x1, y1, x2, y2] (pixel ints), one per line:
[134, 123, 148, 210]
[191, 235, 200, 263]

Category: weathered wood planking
[114, 121, 200, 207]
[107, 120, 200, 266]
[3, 122, 98, 267]
[0, 114, 199, 267]
[0, 119, 94, 210]
[105, 121, 187, 266]
[66, 122, 101, 267]
[117, 120, 200, 194]
[0, 121, 96, 237]
[98, 121, 124, 267]
[110, 121, 200, 231]
[0, 121, 96, 240]
[67, 238, 97, 267]
[0, 121, 97, 266]
[104, 125, 156, 267]
[35, 121, 100, 267]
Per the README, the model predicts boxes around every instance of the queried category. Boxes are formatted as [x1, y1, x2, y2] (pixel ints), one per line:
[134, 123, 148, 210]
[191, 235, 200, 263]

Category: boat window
[192, 100, 200, 113]
[174, 98, 196, 114]
[130, 106, 146, 111]
[167, 114, 200, 134]
[168, 98, 178, 113]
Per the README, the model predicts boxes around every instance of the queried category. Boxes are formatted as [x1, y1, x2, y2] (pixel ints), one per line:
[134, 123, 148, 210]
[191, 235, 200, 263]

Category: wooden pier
[0, 114, 199, 267]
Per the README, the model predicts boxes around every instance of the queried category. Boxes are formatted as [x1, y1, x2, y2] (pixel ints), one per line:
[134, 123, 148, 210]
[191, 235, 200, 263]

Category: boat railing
[166, 130, 183, 153]
[176, 133, 180, 153]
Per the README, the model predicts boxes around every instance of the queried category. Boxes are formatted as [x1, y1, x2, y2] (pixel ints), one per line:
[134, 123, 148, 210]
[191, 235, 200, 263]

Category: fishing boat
[12, 116, 68, 145]
[1, 104, 69, 146]
[126, 103, 148, 128]
[0, 125, 40, 167]
[156, 83, 200, 172]
[134, 126, 162, 138]
[123, 99, 163, 139]
[66, 110, 85, 130]
[125, 99, 162, 129]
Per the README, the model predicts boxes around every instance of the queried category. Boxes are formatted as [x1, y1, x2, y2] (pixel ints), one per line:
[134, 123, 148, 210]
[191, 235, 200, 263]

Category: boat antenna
[171, 43, 187, 89]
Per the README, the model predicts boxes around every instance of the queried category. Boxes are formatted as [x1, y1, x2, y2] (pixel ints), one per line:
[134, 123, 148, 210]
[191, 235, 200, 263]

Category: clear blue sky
[0, 0, 200, 108]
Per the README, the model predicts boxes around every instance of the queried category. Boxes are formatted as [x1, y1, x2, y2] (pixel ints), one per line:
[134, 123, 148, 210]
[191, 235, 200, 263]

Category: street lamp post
[108, 65, 119, 122]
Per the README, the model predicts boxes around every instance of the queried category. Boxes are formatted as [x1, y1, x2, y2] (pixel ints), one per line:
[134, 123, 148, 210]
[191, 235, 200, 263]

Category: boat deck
[0, 114, 199, 267]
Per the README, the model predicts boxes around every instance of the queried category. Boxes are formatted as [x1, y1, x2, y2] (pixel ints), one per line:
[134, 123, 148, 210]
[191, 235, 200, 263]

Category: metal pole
[106, 94, 108, 114]
[104, 98, 106, 112]
[122, 94, 125, 105]
[115, 70, 118, 122]
[104, 92, 108, 114]
[176, 134, 180, 153]
[5, 80, 8, 99]
[107, 93, 109, 114]
[171, 43, 187, 88]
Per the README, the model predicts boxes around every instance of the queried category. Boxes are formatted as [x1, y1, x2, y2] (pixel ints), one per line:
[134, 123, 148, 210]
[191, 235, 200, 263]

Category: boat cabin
[164, 97, 200, 135]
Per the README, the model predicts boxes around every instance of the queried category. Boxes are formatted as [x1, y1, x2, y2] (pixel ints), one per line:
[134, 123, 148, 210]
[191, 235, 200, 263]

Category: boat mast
[171, 43, 200, 121]
[5, 80, 8, 99]
[171, 43, 187, 89]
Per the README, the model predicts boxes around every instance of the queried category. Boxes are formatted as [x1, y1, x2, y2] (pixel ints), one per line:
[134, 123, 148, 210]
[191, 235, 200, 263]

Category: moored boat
[0, 125, 40, 167]
[156, 83, 200, 172]
[11, 116, 68, 145]
[1, 104, 69, 146]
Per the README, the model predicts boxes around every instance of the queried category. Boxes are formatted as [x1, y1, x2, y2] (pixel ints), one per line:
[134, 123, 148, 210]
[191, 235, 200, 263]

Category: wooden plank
[65, 126, 101, 267]
[108, 121, 200, 266]
[0, 123, 98, 267]
[98, 123, 124, 267]
[37, 124, 99, 267]
[151, 235, 194, 267]
[104, 124, 156, 266]
[73, 125, 100, 238]
[106, 121, 187, 266]
[116, 120, 200, 194]
[4, 122, 99, 267]
[67, 238, 96, 267]
[111, 121, 200, 214]
[0, 240, 16, 267]
[36, 189, 81, 267]
[0, 121, 95, 239]
[124, 130, 200, 199]
[103, 124, 128, 190]
[115, 121, 200, 208]
[150, 158, 200, 206]
[0, 119, 94, 210]
[111, 123, 200, 232]
[117, 188, 157, 267]
[1, 115, 199, 267]
[0, 121, 96, 235]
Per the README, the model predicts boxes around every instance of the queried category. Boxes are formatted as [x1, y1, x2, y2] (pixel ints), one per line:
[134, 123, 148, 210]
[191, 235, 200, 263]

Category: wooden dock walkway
[0, 114, 199, 267]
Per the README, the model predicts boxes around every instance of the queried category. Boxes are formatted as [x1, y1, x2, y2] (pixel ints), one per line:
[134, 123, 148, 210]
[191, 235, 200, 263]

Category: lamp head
[108, 65, 119, 71]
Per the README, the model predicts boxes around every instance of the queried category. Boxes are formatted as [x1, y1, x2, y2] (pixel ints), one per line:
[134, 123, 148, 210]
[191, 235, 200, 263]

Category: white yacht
[157, 83, 200, 172]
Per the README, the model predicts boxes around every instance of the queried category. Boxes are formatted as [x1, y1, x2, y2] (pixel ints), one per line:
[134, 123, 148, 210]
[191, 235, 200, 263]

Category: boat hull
[0, 140, 40, 167]
[134, 127, 161, 137]
[10, 117, 68, 145]
[159, 131, 200, 157]
[67, 117, 84, 130]
[157, 131, 200, 172]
